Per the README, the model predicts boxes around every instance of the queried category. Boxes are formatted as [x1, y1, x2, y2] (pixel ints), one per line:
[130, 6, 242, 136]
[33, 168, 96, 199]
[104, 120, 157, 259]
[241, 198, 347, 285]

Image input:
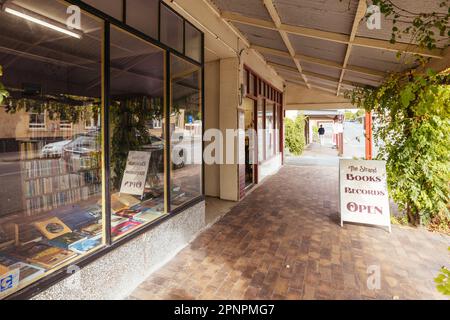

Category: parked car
[62, 132, 100, 161]
[41, 140, 72, 158]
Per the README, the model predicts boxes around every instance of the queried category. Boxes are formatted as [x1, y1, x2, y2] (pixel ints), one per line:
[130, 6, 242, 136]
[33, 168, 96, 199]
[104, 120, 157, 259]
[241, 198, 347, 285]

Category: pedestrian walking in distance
[318, 125, 325, 146]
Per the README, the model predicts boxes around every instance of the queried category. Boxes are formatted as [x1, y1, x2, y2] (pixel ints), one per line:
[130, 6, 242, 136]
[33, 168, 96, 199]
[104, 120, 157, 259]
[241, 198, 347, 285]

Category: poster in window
[120, 151, 151, 196]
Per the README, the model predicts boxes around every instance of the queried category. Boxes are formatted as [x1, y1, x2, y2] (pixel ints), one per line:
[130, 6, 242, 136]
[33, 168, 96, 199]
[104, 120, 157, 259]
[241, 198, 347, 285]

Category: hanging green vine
[0, 66, 8, 105]
[369, 0, 450, 50]
[347, 69, 450, 227]
[3, 89, 99, 124]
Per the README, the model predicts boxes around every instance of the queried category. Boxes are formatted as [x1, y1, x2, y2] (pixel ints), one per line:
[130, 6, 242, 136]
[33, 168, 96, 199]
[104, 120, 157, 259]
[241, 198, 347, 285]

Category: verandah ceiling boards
[209, 0, 446, 95]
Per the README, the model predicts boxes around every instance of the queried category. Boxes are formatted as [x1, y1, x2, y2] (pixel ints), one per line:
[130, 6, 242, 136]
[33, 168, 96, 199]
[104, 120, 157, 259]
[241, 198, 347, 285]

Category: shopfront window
[257, 98, 265, 162]
[170, 55, 202, 209]
[109, 26, 166, 240]
[275, 105, 280, 153]
[185, 22, 202, 63]
[83, 0, 123, 21]
[0, 0, 204, 299]
[266, 102, 274, 158]
[0, 1, 103, 298]
[160, 3, 183, 53]
[126, 0, 159, 39]
[245, 68, 283, 163]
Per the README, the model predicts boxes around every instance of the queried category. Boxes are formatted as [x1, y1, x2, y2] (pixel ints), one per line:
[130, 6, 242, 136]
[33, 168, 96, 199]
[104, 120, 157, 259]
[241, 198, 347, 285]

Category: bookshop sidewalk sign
[339, 159, 391, 232]
[120, 151, 151, 196]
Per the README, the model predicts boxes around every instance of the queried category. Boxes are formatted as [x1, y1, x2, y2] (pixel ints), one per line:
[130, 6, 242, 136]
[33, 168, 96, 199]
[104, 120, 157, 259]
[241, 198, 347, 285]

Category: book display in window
[109, 191, 166, 239]
[0, 145, 103, 296]
[22, 157, 101, 216]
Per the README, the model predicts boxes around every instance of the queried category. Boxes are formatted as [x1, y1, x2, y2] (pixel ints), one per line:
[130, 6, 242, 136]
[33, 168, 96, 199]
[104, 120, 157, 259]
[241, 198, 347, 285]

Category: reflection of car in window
[62, 131, 100, 161]
[41, 140, 72, 158]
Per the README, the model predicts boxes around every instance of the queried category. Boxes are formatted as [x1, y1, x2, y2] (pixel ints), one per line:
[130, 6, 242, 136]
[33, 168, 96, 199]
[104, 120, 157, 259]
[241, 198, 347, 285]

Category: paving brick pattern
[129, 165, 450, 300]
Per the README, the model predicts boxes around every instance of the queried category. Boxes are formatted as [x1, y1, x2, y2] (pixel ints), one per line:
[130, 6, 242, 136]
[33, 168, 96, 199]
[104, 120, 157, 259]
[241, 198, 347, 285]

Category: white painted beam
[337, 0, 367, 96]
[262, 0, 310, 87]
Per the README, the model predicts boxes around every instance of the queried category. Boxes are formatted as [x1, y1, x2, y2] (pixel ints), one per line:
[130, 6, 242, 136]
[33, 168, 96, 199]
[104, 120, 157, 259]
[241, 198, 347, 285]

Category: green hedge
[285, 114, 306, 156]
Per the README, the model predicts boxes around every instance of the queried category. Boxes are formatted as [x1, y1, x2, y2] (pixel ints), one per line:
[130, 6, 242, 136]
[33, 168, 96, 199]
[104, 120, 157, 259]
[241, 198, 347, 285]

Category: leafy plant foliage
[0, 66, 8, 105]
[371, 0, 449, 50]
[285, 114, 306, 156]
[435, 247, 450, 296]
[110, 96, 163, 189]
[347, 69, 450, 226]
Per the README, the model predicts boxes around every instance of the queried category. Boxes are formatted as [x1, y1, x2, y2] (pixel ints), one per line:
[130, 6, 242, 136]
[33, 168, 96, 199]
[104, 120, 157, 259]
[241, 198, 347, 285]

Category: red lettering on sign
[346, 202, 383, 215]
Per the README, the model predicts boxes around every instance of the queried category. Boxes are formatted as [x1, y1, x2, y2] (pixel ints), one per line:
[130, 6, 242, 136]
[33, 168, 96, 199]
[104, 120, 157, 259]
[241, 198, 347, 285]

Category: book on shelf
[109, 198, 129, 214]
[80, 223, 102, 236]
[0, 265, 8, 275]
[34, 217, 72, 240]
[22, 158, 101, 216]
[69, 235, 102, 254]
[0, 255, 17, 275]
[29, 247, 77, 269]
[25, 186, 101, 216]
[11, 242, 77, 269]
[111, 220, 141, 237]
[69, 156, 100, 172]
[10, 262, 45, 284]
[111, 193, 141, 208]
[14, 223, 43, 246]
[110, 216, 128, 228]
[133, 210, 164, 224]
[0, 226, 14, 250]
[48, 232, 87, 250]
[86, 205, 102, 220]
[58, 207, 99, 231]
[23, 158, 67, 179]
[115, 209, 141, 219]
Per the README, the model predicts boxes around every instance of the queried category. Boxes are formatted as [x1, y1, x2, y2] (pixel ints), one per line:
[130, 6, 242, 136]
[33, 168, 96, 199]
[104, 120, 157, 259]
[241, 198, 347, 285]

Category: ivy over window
[346, 69, 450, 227]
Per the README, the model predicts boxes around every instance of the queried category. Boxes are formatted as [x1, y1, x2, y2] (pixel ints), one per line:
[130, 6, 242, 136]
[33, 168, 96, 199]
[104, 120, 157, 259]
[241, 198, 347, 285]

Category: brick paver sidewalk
[129, 165, 449, 300]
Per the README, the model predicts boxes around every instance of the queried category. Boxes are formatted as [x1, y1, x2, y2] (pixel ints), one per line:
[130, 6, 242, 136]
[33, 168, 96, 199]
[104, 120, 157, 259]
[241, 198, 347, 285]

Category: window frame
[28, 111, 46, 130]
[243, 66, 283, 164]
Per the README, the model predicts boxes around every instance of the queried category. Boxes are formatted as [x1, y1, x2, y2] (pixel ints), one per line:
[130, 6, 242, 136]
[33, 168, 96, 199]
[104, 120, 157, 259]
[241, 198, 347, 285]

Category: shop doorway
[243, 98, 256, 188]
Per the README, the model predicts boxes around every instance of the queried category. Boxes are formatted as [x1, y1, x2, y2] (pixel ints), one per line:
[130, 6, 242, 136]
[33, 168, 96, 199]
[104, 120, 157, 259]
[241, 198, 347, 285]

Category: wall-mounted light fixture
[2, 3, 82, 39]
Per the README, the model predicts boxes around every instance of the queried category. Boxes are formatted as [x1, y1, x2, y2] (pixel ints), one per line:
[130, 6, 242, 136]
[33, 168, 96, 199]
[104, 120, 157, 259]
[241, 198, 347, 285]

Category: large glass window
[257, 98, 264, 162]
[126, 0, 159, 39]
[83, 0, 123, 20]
[0, 0, 204, 299]
[109, 27, 166, 241]
[0, 1, 103, 298]
[185, 22, 201, 63]
[170, 55, 202, 209]
[275, 104, 280, 154]
[266, 102, 274, 158]
[160, 4, 183, 53]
